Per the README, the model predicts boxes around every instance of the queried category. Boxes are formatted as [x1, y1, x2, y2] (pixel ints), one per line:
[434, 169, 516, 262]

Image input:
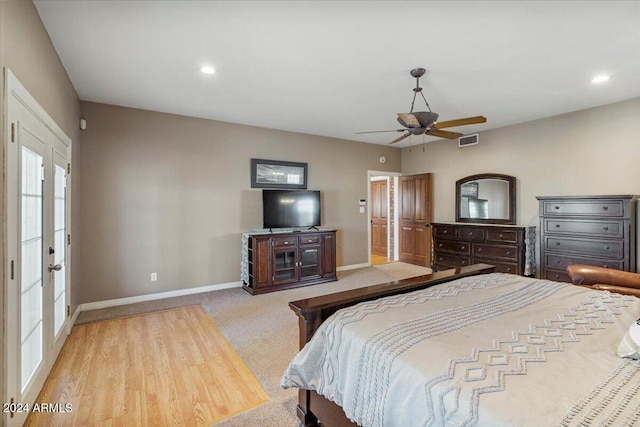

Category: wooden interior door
[370, 180, 388, 257]
[399, 173, 433, 266]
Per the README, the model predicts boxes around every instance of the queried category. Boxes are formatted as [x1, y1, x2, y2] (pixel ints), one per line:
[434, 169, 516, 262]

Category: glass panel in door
[274, 249, 297, 283]
[53, 164, 66, 335]
[300, 248, 320, 278]
[21, 146, 44, 391]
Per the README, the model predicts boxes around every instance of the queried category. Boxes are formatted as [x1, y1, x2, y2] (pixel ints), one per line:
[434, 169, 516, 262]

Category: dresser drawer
[273, 237, 297, 247]
[543, 219, 624, 238]
[433, 225, 458, 239]
[542, 199, 625, 217]
[545, 254, 624, 271]
[435, 240, 470, 255]
[433, 253, 471, 268]
[486, 229, 519, 243]
[544, 236, 624, 258]
[475, 258, 519, 274]
[299, 235, 320, 245]
[457, 228, 485, 242]
[542, 269, 572, 283]
[473, 243, 518, 260]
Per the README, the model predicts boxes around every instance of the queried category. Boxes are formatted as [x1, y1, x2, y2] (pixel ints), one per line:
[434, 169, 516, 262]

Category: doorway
[4, 69, 72, 426]
[368, 171, 401, 266]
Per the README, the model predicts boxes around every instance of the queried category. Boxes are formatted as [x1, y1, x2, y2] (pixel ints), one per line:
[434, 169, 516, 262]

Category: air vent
[458, 134, 479, 147]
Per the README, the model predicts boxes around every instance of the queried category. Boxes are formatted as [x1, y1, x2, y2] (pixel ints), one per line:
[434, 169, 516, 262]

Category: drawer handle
[555, 259, 562, 264]
[499, 233, 504, 238]
[443, 230, 448, 234]
[602, 206, 609, 211]
[555, 224, 561, 228]
[460, 246, 466, 250]
[554, 206, 560, 210]
[555, 242, 561, 246]
[603, 226, 609, 231]
[604, 246, 610, 251]
[438, 243, 443, 247]
[468, 232, 473, 236]
[403, 227, 412, 231]
[506, 251, 511, 255]
[284, 241, 289, 244]
[461, 261, 467, 265]
[506, 267, 512, 272]
[477, 248, 482, 252]
[438, 257, 443, 261]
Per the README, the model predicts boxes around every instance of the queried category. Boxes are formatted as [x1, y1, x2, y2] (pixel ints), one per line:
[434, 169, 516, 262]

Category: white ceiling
[34, 1, 640, 147]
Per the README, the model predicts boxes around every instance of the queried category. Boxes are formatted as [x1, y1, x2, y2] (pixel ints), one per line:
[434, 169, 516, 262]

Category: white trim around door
[367, 170, 402, 266]
[3, 68, 73, 427]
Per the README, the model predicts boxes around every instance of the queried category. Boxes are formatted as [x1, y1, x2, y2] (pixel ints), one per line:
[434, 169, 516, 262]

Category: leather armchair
[566, 264, 640, 298]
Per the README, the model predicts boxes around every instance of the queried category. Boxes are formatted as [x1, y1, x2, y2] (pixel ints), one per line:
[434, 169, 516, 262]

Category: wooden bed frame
[287, 263, 496, 427]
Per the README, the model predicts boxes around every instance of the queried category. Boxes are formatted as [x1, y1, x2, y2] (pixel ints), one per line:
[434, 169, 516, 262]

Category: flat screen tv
[262, 190, 321, 229]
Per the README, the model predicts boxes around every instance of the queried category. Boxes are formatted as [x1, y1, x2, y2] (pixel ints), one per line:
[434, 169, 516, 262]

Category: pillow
[617, 318, 640, 359]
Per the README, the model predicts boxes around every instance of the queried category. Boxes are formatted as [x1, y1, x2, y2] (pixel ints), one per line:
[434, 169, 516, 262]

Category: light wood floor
[25, 305, 269, 427]
[371, 253, 393, 266]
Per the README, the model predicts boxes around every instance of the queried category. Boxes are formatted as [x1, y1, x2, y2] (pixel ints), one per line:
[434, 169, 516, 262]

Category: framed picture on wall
[251, 158, 308, 189]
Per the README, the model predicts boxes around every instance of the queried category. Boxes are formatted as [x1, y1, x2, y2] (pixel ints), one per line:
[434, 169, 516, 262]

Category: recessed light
[201, 66, 216, 75]
[591, 74, 610, 84]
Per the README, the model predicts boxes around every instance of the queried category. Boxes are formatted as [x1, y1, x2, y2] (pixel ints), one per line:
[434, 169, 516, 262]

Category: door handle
[48, 264, 62, 272]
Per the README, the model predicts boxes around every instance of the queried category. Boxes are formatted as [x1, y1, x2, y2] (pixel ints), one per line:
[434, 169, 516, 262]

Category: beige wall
[78, 101, 401, 303]
[402, 98, 640, 270]
[1, 0, 81, 407]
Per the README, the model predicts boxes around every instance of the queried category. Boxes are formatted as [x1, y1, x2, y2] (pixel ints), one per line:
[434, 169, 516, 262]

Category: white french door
[4, 69, 72, 426]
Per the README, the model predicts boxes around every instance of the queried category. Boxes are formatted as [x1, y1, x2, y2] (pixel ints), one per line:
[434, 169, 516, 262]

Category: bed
[281, 264, 640, 427]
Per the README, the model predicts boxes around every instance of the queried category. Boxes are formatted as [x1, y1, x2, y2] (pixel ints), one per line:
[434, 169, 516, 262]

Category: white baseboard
[77, 281, 243, 312]
[70, 305, 82, 326]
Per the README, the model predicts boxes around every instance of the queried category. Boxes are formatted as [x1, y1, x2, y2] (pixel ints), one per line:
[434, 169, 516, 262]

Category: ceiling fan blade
[397, 113, 421, 128]
[433, 116, 487, 129]
[427, 129, 463, 139]
[355, 129, 405, 134]
[389, 133, 411, 144]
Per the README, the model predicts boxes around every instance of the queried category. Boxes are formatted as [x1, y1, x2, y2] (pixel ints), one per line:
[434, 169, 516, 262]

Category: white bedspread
[281, 273, 640, 427]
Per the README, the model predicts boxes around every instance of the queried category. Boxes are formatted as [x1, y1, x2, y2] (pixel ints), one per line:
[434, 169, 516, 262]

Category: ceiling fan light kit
[357, 68, 487, 145]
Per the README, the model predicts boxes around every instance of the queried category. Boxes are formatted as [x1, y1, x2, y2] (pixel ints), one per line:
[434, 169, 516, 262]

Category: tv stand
[242, 229, 337, 295]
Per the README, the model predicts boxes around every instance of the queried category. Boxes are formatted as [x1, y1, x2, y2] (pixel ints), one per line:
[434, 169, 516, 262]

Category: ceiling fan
[357, 68, 487, 144]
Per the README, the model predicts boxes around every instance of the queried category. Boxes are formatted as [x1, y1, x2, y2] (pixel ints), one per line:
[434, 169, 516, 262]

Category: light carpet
[73, 262, 432, 426]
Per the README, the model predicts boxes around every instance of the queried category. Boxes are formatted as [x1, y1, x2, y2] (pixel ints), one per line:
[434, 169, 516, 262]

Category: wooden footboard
[288, 263, 496, 427]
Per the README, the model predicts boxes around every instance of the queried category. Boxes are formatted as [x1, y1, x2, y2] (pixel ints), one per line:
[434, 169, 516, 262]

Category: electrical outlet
[151, 272, 157, 282]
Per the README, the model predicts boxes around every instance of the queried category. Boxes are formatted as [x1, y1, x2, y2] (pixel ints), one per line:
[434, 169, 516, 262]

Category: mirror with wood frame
[455, 173, 516, 224]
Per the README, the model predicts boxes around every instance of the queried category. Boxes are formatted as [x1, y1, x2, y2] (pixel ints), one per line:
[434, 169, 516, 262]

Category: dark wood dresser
[432, 223, 535, 276]
[537, 195, 638, 282]
[241, 229, 337, 294]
